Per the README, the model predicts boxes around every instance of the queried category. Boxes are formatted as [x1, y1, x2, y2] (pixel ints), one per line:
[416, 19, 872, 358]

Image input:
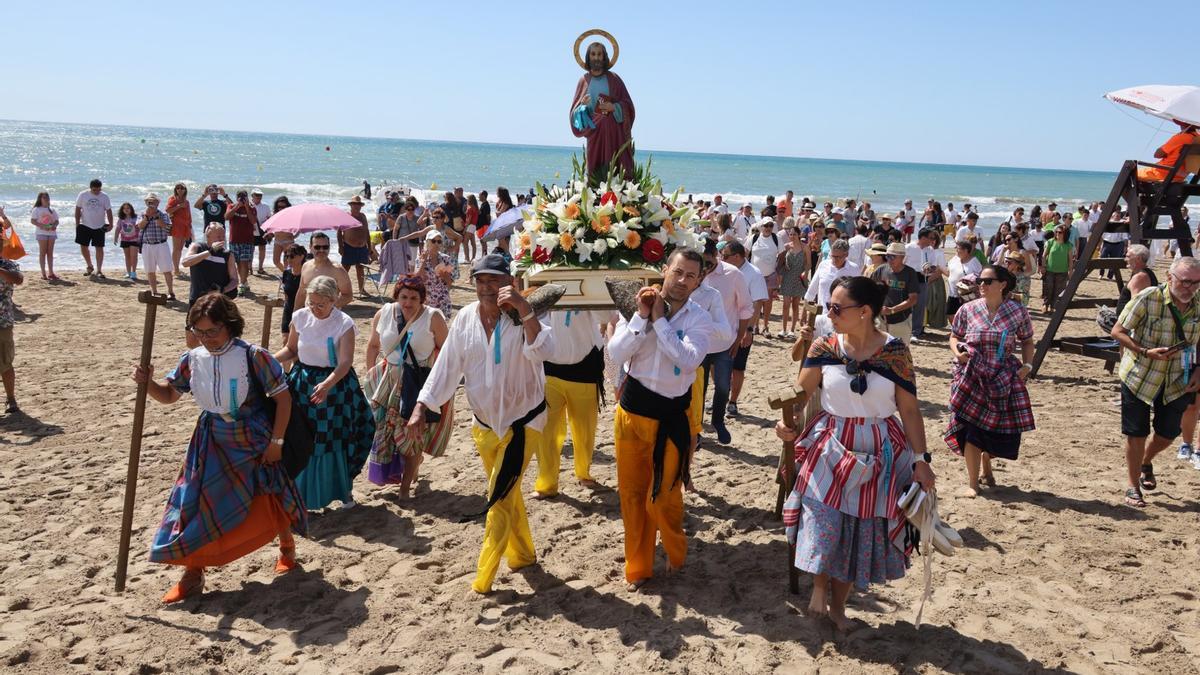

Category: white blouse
[378, 303, 443, 366]
[417, 301, 557, 434]
[546, 310, 606, 365]
[818, 335, 901, 419]
[292, 308, 357, 367]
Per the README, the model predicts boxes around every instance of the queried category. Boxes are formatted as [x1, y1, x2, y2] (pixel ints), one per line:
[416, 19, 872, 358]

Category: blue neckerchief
[996, 329, 1008, 361]
[564, 310, 578, 327]
[228, 377, 238, 418]
[493, 321, 502, 365]
[674, 329, 684, 376]
[326, 336, 337, 367]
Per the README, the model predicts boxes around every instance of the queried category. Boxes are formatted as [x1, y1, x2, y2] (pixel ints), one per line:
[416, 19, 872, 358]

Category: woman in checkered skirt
[275, 275, 375, 510]
[777, 276, 936, 631]
[944, 265, 1036, 496]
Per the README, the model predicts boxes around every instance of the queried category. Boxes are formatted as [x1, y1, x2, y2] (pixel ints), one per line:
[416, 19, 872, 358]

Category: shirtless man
[340, 195, 374, 298]
[296, 232, 353, 309]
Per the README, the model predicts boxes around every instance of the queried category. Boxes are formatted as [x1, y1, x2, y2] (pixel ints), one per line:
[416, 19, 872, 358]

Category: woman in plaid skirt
[777, 276, 936, 631]
[945, 265, 1036, 495]
[131, 293, 307, 603]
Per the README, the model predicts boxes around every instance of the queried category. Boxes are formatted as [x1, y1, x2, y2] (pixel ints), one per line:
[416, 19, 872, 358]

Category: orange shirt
[1141, 131, 1197, 182]
[166, 195, 193, 236]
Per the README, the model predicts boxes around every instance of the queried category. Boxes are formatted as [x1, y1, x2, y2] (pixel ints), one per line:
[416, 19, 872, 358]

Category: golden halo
[574, 29, 619, 70]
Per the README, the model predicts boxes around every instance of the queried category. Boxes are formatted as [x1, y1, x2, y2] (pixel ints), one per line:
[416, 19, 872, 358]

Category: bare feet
[827, 606, 855, 632]
[806, 584, 829, 618]
[626, 578, 648, 593]
[398, 486, 412, 500]
[959, 484, 980, 498]
[578, 478, 599, 489]
[531, 490, 557, 500]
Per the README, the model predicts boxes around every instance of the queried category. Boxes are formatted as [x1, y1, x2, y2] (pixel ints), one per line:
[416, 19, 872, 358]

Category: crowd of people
[3, 171, 1198, 633]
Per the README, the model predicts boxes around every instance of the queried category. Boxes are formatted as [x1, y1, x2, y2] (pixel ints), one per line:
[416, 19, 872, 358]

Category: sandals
[161, 569, 205, 603]
[1140, 464, 1156, 491]
[1124, 487, 1146, 508]
[275, 545, 299, 575]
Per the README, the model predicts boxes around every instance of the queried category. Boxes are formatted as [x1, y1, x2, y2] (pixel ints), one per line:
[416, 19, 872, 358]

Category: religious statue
[569, 30, 636, 180]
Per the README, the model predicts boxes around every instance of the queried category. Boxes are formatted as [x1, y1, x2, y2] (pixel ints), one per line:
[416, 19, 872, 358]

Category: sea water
[0, 119, 1118, 269]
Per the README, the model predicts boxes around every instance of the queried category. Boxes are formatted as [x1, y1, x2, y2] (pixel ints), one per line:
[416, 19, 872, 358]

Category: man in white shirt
[409, 253, 555, 595]
[946, 203, 961, 226]
[708, 194, 729, 218]
[250, 188, 273, 275]
[720, 242, 767, 417]
[537, 309, 608, 497]
[955, 212, 980, 243]
[903, 228, 948, 340]
[748, 219, 782, 335]
[608, 249, 712, 591]
[699, 239, 751, 444]
[804, 238, 860, 314]
[74, 178, 113, 277]
[731, 204, 755, 241]
[847, 224, 871, 269]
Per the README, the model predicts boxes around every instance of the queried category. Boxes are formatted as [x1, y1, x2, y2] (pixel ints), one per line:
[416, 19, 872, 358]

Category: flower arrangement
[515, 156, 707, 274]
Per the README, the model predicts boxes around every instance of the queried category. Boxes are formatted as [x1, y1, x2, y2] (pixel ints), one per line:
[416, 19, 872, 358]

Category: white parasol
[1104, 84, 1200, 127]
[480, 205, 532, 243]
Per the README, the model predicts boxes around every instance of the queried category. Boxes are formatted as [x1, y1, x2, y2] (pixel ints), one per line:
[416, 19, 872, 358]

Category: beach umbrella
[1105, 84, 1200, 127]
[261, 203, 363, 234]
[479, 205, 531, 243]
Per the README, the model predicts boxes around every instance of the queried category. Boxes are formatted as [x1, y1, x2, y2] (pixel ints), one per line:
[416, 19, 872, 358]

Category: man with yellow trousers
[608, 249, 713, 590]
[535, 310, 608, 497]
[409, 254, 556, 594]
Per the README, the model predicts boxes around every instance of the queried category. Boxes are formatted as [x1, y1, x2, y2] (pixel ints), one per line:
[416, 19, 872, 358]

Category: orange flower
[623, 230, 641, 249]
[537, 201, 548, 212]
[564, 203, 581, 220]
[519, 232, 532, 250]
[662, 219, 675, 234]
[559, 231, 576, 251]
[590, 214, 612, 234]
[624, 205, 640, 218]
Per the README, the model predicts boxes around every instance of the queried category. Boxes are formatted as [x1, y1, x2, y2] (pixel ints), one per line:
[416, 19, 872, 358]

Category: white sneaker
[1192, 452, 1200, 471]
[1179, 443, 1194, 461]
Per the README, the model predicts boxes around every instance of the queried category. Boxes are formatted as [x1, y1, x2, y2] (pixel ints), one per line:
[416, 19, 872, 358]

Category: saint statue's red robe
[569, 70, 636, 179]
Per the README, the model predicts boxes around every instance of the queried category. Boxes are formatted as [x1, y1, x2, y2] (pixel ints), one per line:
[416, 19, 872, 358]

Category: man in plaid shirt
[1112, 256, 1200, 507]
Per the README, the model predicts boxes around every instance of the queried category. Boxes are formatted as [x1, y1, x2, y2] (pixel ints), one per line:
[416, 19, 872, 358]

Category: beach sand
[1, 266, 1198, 674]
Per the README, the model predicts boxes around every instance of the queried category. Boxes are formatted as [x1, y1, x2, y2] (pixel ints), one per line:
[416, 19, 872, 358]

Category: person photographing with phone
[1111, 256, 1200, 508]
[226, 190, 258, 295]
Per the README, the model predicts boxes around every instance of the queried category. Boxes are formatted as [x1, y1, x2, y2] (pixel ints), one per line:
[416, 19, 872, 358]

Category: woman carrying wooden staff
[131, 292, 306, 602]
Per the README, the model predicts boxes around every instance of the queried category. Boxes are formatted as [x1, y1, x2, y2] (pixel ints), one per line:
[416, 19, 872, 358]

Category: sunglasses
[189, 326, 223, 338]
[979, 277, 1001, 285]
[825, 302, 863, 316]
[845, 360, 869, 395]
[429, 238, 443, 244]
[312, 245, 330, 251]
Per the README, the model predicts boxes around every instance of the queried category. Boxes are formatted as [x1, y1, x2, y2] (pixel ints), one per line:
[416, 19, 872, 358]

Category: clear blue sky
[2, 0, 1194, 172]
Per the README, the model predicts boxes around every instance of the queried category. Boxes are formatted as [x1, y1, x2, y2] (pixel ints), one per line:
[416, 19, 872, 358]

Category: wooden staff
[256, 296, 285, 350]
[115, 291, 168, 593]
[768, 302, 818, 595]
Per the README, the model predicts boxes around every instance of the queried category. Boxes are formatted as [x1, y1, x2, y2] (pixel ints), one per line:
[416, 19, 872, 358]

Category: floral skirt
[362, 359, 454, 485]
[793, 497, 907, 590]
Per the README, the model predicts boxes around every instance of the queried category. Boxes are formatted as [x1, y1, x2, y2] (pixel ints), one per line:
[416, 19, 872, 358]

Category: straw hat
[144, 192, 160, 203]
[886, 242, 907, 257]
[347, 195, 365, 206]
[867, 242, 888, 256]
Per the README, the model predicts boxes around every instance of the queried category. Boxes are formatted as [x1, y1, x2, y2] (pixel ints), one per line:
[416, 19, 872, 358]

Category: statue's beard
[589, 58, 607, 74]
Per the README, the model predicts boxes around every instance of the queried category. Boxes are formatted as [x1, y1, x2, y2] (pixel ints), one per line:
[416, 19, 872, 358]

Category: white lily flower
[575, 240, 595, 262]
[645, 207, 670, 224]
[535, 232, 559, 251]
[624, 216, 643, 230]
[650, 229, 670, 245]
[610, 221, 630, 243]
[622, 182, 643, 203]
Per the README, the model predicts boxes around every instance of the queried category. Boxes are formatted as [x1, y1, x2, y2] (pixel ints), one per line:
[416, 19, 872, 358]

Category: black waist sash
[461, 399, 548, 522]
[620, 377, 691, 501]
[544, 346, 606, 408]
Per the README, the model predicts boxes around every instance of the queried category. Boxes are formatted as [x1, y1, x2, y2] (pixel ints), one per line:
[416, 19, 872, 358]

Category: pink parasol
[260, 203, 363, 234]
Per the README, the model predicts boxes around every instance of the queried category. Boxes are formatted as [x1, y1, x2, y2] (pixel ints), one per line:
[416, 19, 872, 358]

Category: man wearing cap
[535, 308, 610, 497]
[341, 195, 374, 299]
[871, 242, 921, 343]
[409, 253, 556, 594]
[250, 189, 272, 275]
[901, 199, 916, 242]
[701, 239, 752, 444]
[137, 193, 176, 299]
[608, 248, 712, 591]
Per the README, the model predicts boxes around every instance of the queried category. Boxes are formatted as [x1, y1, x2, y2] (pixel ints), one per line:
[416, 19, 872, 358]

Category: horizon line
[1, 117, 1117, 178]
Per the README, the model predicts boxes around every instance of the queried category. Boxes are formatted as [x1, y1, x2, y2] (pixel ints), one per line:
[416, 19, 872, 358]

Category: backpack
[751, 232, 779, 248]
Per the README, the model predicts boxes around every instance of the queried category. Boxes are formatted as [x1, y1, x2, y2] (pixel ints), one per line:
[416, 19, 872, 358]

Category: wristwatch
[270, 437, 284, 446]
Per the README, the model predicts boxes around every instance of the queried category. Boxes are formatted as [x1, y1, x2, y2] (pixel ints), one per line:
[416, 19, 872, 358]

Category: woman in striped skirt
[363, 275, 452, 498]
[778, 276, 936, 631]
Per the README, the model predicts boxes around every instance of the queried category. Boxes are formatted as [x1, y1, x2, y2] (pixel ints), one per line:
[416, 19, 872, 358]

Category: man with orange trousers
[608, 249, 713, 590]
